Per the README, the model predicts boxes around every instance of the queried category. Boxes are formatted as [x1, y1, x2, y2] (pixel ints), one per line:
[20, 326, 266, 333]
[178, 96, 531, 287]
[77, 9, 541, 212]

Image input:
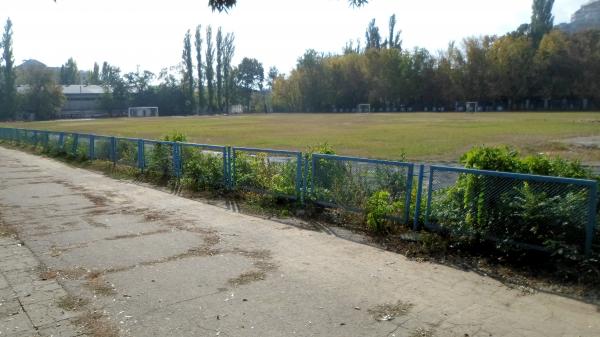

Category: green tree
[236, 57, 264, 111]
[531, 0, 555, 47]
[100, 62, 121, 86]
[1, 18, 16, 120]
[365, 19, 381, 50]
[222, 33, 236, 112]
[22, 66, 65, 120]
[182, 30, 195, 114]
[216, 27, 224, 111]
[89, 62, 100, 85]
[59, 57, 79, 85]
[195, 25, 205, 113]
[205, 26, 215, 112]
[386, 14, 401, 50]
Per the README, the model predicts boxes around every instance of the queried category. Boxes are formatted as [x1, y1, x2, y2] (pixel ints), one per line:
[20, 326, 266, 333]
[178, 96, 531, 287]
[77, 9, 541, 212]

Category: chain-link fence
[179, 143, 228, 191]
[232, 147, 303, 200]
[310, 154, 414, 224]
[423, 165, 598, 255]
[1, 127, 598, 255]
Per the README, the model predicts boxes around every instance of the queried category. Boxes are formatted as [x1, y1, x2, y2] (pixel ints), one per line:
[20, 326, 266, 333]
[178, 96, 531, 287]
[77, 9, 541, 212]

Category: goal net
[466, 102, 478, 113]
[357, 104, 371, 113]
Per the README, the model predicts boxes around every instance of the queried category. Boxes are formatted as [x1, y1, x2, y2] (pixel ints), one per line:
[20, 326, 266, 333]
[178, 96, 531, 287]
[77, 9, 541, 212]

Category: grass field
[2, 112, 600, 163]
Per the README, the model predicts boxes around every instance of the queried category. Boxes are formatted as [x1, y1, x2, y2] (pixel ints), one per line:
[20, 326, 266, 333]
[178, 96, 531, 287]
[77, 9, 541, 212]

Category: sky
[0, 0, 590, 77]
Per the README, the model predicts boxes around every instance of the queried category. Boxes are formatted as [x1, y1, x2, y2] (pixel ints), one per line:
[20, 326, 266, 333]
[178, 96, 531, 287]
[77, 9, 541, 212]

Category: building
[17, 84, 109, 119]
[557, 1, 600, 33]
[61, 85, 107, 119]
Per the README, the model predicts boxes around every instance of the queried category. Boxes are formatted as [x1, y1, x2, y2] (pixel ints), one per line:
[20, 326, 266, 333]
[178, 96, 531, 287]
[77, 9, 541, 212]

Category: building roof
[17, 85, 109, 95]
[62, 85, 106, 95]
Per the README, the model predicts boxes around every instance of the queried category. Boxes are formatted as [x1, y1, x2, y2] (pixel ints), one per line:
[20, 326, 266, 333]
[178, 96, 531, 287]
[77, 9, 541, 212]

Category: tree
[21, 66, 65, 120]
[386, 14, 401, 50]
[531, 0, 555, 47]
[236, 57, 264, 111]
[195, 25, 205, 113]
[365, 19, 381, 50]
[100, 77, 129, 117]
[59, 58, 79, 85]
[1, 18, 16, 120]
[216, 27, 224, 111]
[205, 26, 215, 112]
[267, 66, 279, 90]
[207, 0, 368, 12]
[182, 30, 195, 114]
[222, 33, 236, 112]
[100, 62, 121, 86]
[89, 62, 100, 85]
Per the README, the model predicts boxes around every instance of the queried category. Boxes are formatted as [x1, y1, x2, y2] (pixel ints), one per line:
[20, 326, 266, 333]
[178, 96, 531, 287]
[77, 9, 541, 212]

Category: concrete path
[0, 146, 598, 337]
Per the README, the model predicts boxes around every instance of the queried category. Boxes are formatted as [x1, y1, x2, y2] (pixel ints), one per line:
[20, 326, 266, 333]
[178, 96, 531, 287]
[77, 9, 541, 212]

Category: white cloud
[0, 0, 589, 75]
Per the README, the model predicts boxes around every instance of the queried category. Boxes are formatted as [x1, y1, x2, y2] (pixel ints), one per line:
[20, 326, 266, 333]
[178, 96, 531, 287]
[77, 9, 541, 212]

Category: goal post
[466, 102, 478, 113]
[357, 104, 371, 113]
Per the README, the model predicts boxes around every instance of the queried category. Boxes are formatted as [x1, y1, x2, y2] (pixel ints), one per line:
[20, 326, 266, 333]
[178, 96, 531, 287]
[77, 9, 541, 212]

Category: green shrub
[365, 190, 402, 233]
[182, 150, 224, 191]
[234, 152, 297, 196]
[431, 145, 596, 256]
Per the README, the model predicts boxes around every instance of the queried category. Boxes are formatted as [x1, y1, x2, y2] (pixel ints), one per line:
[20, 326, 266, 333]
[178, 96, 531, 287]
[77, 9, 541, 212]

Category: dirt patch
[227, 248, 278, 287]
[84, 216, 109, 228]
[104, 229, 171, 241]
[368, 300, 413, 321]
[57, 294, 90, 311]
[40, 267, 89, 280]
[74, 310, 120, 337]
[85, 273, 117, 296]
[410, 328, 435, 337]
[0, 218, 17, 238]
[228, 270, 267, 286]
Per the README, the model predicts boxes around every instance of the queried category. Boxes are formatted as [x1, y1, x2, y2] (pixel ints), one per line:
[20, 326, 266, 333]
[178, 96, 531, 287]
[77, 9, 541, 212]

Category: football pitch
[3, 112, 599, 163]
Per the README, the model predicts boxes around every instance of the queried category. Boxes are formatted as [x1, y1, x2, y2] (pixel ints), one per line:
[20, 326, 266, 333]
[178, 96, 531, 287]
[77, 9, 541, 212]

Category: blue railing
[0, 126, 598, 255]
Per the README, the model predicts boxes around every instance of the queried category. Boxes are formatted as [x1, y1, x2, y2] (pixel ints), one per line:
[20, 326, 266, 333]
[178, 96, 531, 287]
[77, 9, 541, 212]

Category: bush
[431, 145, 596, 257]
[234, 152, 297, 196]
[182, 150, 224, 191]
[365, 190, 403, 233]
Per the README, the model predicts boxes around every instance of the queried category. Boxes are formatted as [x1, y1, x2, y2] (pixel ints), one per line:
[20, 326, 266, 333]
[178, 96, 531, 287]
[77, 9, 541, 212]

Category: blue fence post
[296, 152, 303, 203]
[89, 135, 95, 160]
[585, 183, 598, 256]
[137, 139, 145, 172]
[311, 155, 316, 194]
[221, 147, 228, 189]
[172, 142, 181, 178]
[303, 155, 309, 200]
[403, 164, 414, 224]
[110, 137, 117, 164]
[231, 148, 237, 189]
[58, 132, 65, 150]
[424, 167, 435, 227]
[72, 133, 79, 156]
[413, 164, 425, 231]
[33, 130, 38, 145]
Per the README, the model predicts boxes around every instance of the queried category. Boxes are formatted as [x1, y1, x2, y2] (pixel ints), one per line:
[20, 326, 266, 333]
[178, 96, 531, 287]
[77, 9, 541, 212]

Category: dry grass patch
[74, 310, 120, 337]
[228, 270, 267, 286]
[57, 294, 89, 311]
[368, 300, 414, 321]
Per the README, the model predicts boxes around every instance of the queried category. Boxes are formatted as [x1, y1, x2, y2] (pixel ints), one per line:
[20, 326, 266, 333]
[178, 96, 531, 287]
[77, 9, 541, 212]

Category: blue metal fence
[0, 126, 598, 255]
[422, 165, 598, 255]
[311, 154, 414, 225]
[231, 147, 303, 200]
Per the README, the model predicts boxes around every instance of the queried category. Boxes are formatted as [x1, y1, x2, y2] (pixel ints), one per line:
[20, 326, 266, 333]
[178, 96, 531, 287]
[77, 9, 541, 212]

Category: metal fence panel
[92, 135, 112, 162]
[311, 154, 414, 224]
[232, 147, 303, 200]
[115, 137, 140, 168]
[143, 140, 176, 179]
[424, 165, 598, 255]
[179, 143, 228, 191]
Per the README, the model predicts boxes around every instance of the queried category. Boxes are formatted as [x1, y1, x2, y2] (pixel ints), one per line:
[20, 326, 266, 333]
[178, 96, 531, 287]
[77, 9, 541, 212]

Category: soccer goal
[466, 102, 478, 113]
[357, 104, 371, 113]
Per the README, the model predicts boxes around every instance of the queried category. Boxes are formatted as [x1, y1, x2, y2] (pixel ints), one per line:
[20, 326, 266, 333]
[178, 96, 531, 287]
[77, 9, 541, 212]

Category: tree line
[272, 0, 600, 112]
